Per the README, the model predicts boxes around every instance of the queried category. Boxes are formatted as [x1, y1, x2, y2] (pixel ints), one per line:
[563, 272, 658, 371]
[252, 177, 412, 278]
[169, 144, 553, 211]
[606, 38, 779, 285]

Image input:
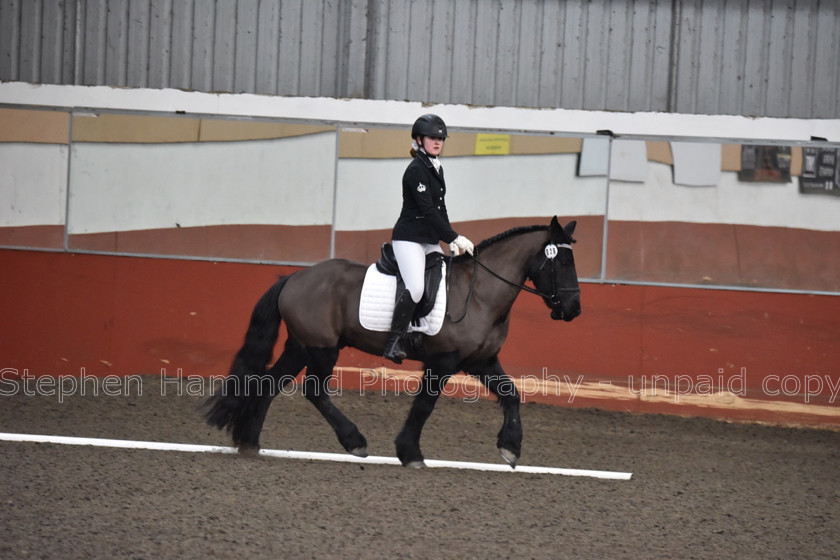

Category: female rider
[383, 114, 474, 363]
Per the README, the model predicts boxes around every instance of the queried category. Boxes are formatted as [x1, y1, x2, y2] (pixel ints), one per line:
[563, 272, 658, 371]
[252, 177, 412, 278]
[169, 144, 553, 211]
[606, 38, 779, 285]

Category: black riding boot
[383, 289, 417, 364]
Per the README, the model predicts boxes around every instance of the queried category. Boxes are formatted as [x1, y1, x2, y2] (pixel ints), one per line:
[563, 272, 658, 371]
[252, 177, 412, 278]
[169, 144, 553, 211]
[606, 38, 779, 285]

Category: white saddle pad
[359, 263, 446, 336]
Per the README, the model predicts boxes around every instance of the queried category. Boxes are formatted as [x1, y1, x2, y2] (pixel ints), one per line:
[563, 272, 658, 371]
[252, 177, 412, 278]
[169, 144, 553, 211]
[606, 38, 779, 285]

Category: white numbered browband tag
[545, 243, 572, 259]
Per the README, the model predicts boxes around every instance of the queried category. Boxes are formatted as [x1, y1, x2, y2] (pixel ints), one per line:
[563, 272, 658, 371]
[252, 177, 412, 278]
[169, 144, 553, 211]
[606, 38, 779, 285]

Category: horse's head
[527, 217, 581, 322]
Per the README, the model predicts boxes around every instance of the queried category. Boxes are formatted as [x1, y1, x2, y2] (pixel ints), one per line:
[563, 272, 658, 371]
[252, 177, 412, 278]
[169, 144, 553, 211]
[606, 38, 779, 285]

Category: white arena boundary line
[0, 432, 632, 480]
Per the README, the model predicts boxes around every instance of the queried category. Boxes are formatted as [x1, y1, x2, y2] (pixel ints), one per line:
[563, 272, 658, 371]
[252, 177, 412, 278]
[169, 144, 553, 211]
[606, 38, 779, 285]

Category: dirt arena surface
[1, 375, 837, 559]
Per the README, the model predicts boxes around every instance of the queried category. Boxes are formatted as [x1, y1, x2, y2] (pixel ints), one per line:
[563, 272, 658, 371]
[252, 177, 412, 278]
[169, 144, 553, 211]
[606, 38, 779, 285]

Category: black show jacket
[391, 151, 459, 244]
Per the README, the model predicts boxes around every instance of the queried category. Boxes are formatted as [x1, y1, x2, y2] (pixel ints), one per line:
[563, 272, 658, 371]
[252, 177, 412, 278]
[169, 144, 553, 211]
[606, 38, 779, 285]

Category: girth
[375, 243, 444, 320]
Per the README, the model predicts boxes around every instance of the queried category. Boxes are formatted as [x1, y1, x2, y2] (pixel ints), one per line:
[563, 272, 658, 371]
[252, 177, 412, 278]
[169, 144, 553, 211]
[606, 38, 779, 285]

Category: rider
[383, 114, 475, 363]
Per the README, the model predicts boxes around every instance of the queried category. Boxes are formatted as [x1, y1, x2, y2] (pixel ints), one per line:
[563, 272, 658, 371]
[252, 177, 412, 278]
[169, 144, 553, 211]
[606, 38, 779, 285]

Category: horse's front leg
[394, 351, 459, 467]
[302, 346, 368, 457]
[466, 356, 522, 468]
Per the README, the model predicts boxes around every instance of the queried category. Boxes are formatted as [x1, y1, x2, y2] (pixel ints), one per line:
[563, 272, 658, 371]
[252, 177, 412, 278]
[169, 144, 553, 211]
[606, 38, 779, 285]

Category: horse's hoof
[500, 448, 518, 469]
[237, 444, 261, 457]
[350, 447, 369, 458]
[405, 460, 426, 469]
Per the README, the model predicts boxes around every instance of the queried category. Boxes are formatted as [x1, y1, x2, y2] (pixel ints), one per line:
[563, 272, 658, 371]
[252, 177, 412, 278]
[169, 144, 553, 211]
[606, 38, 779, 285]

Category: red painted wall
[2, 250, 838, 425]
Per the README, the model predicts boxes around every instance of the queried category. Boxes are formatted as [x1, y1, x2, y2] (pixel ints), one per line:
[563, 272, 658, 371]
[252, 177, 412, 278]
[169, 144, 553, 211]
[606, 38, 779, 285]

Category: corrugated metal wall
[672, 0, 840, 118]
[1, 0, 838, 118]
[363, 0, 674, 112]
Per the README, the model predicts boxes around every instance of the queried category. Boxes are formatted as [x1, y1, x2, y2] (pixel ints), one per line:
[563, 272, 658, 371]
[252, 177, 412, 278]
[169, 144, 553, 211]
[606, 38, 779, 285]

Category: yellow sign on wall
[474, 133, 511, 155]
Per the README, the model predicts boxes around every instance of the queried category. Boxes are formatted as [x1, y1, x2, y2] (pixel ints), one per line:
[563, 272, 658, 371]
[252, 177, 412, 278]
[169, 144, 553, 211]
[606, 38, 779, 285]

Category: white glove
[450, 235, 475, 256]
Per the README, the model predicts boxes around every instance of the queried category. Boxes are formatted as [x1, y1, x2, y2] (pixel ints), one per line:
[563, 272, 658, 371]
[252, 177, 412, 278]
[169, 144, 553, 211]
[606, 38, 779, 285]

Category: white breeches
[391, 240, 444, 303]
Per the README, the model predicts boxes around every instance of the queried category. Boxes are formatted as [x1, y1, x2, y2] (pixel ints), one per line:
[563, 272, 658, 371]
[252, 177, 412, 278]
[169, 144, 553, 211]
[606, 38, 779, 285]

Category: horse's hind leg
[394, 351, 459, 467]
[302, 347, 368, 457]
[236, 342, 308, 451]
[210, 341, 308, 452]
[466, 356, 522, 468]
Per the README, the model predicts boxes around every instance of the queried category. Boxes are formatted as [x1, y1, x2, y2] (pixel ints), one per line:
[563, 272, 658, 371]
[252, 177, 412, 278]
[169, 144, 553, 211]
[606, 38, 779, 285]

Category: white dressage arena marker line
[0, 432, 632, 480]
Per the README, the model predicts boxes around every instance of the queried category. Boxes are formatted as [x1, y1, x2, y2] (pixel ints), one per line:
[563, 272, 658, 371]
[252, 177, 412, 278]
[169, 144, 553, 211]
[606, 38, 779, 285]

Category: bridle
[447, 243, 580, 323]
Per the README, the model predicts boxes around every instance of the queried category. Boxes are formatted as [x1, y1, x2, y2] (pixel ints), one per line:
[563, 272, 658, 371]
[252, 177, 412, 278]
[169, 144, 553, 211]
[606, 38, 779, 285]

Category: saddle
[375, 243, 444, 321]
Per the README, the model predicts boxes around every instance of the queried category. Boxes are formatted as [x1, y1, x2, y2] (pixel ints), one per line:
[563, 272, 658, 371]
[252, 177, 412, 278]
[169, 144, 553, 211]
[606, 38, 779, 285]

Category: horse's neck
[483, 229, 546, 276]
[474, 229, 548, 304]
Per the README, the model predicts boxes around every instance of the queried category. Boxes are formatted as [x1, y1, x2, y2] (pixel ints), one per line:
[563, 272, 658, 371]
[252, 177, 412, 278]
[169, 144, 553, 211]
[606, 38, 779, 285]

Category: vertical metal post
[329, 125, 341, 259]
[63, 110, 75, 252]
[599, 137, 611, 283]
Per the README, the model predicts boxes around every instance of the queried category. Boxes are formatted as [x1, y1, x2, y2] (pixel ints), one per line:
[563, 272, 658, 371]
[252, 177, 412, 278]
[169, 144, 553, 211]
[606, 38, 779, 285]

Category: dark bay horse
[205, 216, 581, 468]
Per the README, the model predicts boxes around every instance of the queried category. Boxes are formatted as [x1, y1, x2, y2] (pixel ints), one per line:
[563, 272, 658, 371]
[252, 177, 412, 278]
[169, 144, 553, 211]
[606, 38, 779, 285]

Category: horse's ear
[549, 216, 562, 241]
[550, 216, 576, 243]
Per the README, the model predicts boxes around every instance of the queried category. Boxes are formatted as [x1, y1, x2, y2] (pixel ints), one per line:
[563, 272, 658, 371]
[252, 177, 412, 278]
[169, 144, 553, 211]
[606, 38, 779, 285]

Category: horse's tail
[203, 275, 291, 447]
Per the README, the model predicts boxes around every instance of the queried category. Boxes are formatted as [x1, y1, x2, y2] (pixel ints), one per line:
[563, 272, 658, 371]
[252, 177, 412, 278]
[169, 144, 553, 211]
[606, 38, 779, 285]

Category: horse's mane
[476, 224, 548, 252]
[453, 224, 548, 262]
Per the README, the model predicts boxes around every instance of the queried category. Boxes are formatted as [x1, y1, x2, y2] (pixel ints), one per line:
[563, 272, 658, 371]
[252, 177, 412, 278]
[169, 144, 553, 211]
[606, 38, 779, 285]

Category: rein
[446, 256, 478, 323]
[446, 244, 580, 323]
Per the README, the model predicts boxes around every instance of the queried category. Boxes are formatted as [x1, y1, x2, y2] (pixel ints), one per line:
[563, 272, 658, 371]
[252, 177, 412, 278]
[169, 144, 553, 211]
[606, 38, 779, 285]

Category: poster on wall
[737, 145, 791, 183]
[799, 147, 840, 197]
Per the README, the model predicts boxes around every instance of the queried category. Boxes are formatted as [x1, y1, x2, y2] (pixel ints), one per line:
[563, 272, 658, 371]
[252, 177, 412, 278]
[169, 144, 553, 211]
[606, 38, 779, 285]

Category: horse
[204, 216, 581, 468]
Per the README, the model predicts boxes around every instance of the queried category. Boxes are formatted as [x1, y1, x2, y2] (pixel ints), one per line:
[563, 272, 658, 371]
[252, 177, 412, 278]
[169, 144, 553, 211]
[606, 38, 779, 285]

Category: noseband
[447, 244, 580, 323]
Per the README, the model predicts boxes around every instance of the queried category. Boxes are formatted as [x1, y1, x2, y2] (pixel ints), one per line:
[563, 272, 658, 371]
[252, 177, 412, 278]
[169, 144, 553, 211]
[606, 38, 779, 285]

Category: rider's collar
[416, 149, 439, 168]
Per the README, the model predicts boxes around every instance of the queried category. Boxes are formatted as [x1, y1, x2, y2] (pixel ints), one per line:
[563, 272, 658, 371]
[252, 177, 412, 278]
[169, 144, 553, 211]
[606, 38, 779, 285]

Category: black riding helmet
[411, 114, 448, 139]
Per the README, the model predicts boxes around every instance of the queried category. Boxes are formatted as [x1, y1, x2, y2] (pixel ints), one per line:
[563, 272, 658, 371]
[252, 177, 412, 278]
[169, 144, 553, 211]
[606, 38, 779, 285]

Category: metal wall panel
[254, 0, 281, 95]
[0, 0, 838, 118]
[672, 0, 840, 118]
[812, 0, 840, 118]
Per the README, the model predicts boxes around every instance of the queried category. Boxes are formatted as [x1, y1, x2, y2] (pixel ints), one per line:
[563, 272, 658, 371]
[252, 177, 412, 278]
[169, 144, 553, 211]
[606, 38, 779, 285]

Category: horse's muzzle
[551, 309, 579, 322]
[550, 298, 581, 322]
